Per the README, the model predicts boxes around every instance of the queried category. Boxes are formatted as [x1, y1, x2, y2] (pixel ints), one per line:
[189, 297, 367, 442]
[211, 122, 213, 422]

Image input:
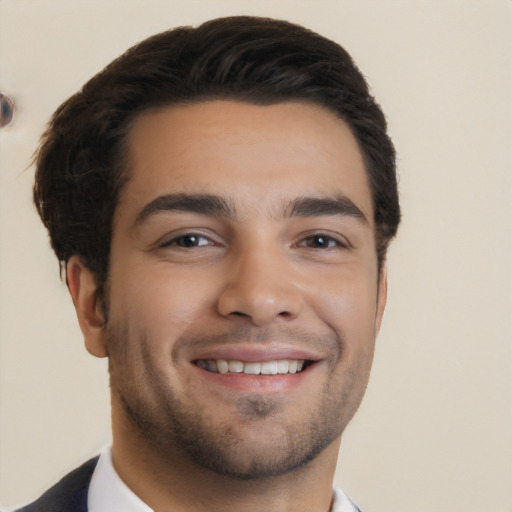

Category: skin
[68, 100, 387, 512]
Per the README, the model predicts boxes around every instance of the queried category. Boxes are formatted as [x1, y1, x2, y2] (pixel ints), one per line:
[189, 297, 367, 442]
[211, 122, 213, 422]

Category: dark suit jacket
[16, 457, 99, 512]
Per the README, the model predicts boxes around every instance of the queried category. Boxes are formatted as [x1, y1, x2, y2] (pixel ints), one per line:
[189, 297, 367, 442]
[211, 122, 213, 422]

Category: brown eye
[161, 234, 212, 248]
[304, 235, 338, 249]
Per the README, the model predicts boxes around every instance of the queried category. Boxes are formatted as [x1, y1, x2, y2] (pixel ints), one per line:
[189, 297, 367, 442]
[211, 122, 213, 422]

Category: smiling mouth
[195, 359, 311, 375]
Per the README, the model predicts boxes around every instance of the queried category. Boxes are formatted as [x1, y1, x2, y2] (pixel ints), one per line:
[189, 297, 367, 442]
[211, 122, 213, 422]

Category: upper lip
[191, 345, 323, 363]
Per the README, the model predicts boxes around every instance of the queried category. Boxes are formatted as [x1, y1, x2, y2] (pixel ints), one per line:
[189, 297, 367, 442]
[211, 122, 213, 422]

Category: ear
[375, 263, 388, 334]
[67, 255, 108, 358]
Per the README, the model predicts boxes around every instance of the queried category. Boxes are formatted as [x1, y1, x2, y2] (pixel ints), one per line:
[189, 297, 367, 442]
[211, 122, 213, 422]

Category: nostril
[217, 283, 304, 326]
[230, 310, 293, 321]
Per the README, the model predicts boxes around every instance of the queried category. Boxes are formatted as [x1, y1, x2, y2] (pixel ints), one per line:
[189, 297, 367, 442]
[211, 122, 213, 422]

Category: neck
[111, 413, 340, 512]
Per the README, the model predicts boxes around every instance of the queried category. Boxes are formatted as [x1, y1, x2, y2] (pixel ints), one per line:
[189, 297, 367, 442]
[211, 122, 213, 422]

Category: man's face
[94, 101, 386, 478]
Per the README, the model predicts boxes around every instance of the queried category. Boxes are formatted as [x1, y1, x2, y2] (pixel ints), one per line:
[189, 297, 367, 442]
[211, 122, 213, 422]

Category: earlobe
[67, 255, 108, 358]
[375, 264, 388, 334]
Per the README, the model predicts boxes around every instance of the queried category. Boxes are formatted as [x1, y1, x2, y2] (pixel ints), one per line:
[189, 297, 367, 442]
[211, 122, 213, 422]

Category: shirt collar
[88, 447, 153, 512]
[331, 487, 361, 512]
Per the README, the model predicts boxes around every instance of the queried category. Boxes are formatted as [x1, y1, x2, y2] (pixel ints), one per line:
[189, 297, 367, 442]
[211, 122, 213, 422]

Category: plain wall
[1, 1, 511, 510]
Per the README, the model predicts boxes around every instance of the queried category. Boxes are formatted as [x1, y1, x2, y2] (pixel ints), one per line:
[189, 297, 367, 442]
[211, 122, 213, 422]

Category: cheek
[309, 266, 379, 344]
[108, 262, 218, 342]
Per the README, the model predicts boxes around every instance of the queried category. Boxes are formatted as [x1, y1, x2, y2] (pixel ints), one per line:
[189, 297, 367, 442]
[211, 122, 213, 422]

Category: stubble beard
[106, 322, 372, 481]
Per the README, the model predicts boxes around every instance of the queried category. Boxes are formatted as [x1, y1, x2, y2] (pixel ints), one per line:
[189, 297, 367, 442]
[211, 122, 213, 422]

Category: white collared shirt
[88, 448, 152, 512]
[88, 447, 359, 512]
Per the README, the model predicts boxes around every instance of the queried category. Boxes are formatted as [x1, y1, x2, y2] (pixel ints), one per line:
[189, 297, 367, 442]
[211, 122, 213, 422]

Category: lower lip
[193, 364, 315, 394]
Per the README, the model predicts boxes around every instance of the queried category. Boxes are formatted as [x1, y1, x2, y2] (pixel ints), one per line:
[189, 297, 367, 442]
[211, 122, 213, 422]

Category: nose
[217, 249, 304, 327]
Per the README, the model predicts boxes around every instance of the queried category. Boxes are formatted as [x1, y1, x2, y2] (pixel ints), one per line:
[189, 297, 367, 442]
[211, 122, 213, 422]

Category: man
[18, 15, 400, 512]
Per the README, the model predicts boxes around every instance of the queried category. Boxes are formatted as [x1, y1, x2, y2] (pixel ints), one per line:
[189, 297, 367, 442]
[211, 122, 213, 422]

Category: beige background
[1, 1, 511, 510]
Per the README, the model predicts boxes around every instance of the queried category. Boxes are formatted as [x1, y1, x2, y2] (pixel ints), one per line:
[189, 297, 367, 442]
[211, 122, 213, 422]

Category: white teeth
[260, 361, 278, 375]
[197, 359, 307, 375]
[217, 359, 229, 374]
[244, 362, 261, 375]
[277, 360, 289, 374]
[228, 360, 244, 373]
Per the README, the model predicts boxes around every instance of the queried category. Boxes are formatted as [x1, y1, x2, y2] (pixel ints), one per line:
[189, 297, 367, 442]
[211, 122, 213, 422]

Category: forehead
[117, 100, 373, 223]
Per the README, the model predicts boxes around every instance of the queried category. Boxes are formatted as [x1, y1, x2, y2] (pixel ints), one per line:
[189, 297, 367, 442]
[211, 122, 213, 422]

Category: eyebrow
[135, 193, 235, 224]
[286, 195, 368, 224]
[135, 192, 368, 225]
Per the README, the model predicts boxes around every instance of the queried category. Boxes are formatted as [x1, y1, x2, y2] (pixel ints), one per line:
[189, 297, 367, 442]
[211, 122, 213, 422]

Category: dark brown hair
[34, 16, 400, 284]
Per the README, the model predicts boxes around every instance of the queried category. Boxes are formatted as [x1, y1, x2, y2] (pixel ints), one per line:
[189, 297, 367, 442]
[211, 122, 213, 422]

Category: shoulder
[15, 457, 99, 512]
